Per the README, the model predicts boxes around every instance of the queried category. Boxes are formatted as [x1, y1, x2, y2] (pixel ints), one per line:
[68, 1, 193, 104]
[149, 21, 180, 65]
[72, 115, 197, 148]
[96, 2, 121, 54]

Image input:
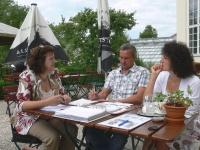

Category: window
[189, 27, 198, 54]
[189, 0, 198, 25]
[189, 0, 200, 55]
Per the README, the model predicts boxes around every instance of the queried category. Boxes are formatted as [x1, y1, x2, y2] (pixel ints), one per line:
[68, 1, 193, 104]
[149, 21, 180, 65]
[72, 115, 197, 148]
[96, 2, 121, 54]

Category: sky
[14, 0, 176, 39]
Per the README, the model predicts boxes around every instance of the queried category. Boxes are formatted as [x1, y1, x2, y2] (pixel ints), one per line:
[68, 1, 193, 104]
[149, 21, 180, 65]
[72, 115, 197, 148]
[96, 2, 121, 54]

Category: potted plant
[154, 89, 193, 124]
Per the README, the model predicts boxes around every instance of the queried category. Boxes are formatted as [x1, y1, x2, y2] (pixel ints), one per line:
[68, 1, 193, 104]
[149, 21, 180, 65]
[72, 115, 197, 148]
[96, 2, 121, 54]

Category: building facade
[177, 0, 200, 62]
[131, 35, 176, 63]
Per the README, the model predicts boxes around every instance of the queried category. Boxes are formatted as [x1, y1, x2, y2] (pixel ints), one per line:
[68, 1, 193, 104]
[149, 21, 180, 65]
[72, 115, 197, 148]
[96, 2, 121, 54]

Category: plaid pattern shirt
[104, 65, 149, 100]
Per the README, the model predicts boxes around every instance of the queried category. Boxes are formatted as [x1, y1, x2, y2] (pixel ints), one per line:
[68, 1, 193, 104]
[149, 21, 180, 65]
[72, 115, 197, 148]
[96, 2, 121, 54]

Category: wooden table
[27, 106, 185, 150]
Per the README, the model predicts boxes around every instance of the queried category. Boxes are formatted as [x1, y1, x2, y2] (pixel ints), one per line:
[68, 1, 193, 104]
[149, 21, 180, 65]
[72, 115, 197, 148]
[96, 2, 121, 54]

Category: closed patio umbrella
[5, 3, 68, 65]
[97, 0, 112, 73]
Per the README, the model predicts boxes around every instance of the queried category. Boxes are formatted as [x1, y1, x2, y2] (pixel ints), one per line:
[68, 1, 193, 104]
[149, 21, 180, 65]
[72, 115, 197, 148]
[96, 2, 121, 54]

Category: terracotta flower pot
[164, 104, 186, 124]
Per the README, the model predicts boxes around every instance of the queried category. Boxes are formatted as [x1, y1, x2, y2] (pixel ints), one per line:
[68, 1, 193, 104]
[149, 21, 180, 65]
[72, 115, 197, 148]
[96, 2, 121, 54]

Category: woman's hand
[22, 94, 72, 110]
[49, 95, 71, 105]
[151, 64, 162, 76]
[88, 90, 98, 100]
[60, 94, 71, 104]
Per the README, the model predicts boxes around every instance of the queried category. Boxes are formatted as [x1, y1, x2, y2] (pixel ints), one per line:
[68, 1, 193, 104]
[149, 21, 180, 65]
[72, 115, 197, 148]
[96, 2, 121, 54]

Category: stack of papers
[54, 106, 108, 122]
[40, 100, 134, 123]
[69, 98, 97, 106]
[88, 102, 132, 113]
[98, 113, 151, 130]
[41, 104, 67, 112]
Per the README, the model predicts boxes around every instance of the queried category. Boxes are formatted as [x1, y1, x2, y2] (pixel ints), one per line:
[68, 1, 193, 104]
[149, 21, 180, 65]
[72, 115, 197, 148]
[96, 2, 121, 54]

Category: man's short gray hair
[119, 43, 137, 59]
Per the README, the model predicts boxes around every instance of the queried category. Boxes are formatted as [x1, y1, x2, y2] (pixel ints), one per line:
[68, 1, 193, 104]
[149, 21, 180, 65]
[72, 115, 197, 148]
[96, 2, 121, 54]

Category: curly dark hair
[27, 45, 54, 74]
[162, 41, 195, 78]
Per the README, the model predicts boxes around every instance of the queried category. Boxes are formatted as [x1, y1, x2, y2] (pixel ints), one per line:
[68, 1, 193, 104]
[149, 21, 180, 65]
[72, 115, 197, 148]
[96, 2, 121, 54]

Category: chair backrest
[2, 85, 18, 93]
[61, 75, 81, 100]
[2, 85, 18, 117]
[3, 73, 19, 83]
[2, 85, 42, 150]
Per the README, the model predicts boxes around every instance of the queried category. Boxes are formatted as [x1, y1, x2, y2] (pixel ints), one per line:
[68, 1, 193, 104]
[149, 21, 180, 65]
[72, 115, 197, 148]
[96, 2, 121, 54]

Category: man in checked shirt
[86, 43, 150, 150]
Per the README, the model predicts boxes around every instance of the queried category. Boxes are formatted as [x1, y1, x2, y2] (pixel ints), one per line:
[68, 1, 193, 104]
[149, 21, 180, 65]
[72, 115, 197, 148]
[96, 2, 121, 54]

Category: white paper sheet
[69, 98, 98, 106]
[99, 113, 151, 130]
[54, 106, 108, 122]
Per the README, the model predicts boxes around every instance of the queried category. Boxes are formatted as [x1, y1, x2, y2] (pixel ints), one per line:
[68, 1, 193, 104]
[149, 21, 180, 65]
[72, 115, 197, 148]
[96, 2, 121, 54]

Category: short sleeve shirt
[104, 65, 149, 100]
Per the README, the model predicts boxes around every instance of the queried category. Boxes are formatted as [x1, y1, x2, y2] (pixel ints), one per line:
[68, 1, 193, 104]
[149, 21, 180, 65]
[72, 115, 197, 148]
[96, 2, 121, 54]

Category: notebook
[54, 106, 108, 122]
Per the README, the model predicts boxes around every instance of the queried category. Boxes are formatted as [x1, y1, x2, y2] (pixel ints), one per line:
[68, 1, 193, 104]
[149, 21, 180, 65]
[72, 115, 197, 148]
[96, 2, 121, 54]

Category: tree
[139, 25, 158, 38]
[0, 0, 28, 63]
[0, 0, 28, 28]
[52, 8, 136, 70]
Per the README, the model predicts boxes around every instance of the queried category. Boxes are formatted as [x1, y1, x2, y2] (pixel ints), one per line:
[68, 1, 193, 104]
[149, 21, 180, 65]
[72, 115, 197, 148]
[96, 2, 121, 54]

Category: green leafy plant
[154, 92, 167, 102]
[167, 90, 192, 107]
[154, 89, 192, 107]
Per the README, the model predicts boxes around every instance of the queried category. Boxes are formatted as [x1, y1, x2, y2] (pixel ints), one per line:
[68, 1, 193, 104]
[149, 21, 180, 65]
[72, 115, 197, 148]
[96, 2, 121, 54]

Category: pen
[118, 120, 129, 126]
[89, 85, 96, 93]
[92, 85, 96, 92]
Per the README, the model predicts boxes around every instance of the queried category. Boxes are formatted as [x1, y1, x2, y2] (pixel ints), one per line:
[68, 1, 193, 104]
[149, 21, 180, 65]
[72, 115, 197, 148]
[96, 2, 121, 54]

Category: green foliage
[0, 0, 28, 63]
[139, 25, 158, 38]
[52, 8, 136, 71]
[135, 57, 153, 70]
[135, 57, 146, 67]
[0, 0, 28, 28]
[0, 63, 13, 80]
[0, 2, 136, 72]
[0, 45, 10, 63]
[154, 93, 167, 102]
[167, 90, 192, 107]
[55, 61, 86, 74]
[154, 90, 193, 107]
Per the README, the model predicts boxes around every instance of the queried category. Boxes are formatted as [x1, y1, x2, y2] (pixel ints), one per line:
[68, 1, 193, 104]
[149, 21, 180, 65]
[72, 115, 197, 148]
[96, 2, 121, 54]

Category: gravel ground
[0, 100, 18, 150]
[0, 100, 142, 150]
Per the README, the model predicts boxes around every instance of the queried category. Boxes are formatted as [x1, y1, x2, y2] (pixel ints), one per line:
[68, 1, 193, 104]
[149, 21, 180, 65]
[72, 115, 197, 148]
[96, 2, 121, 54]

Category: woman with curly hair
[13, 45, 77, 150]
[143, 41, 200, 149]
[145, 41, 200, 114]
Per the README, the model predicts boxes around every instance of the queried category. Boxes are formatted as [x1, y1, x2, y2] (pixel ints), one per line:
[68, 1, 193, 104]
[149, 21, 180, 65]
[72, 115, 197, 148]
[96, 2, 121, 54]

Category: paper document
[54, 106, 108, 122]
[41, 104, 67, 112]
[69, 98, 98, 106]
[88, 102, 132, 113]
[99, 113, 151, 130]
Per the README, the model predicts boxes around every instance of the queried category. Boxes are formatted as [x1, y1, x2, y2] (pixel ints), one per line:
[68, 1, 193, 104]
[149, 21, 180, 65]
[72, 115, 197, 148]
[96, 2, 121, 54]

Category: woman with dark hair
[145, 41, 200, 114]
[144, 41, 200, 149]
[13, 45, 77, 150]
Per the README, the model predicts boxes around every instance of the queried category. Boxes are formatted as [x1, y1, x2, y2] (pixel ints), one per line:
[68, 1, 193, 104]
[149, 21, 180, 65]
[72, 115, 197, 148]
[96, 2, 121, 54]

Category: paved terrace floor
[0, 100, 142, 150]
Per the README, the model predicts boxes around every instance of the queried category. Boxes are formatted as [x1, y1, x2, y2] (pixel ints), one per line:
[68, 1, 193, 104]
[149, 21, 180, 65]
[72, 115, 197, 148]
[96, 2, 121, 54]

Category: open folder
[54, 106, 108, 122]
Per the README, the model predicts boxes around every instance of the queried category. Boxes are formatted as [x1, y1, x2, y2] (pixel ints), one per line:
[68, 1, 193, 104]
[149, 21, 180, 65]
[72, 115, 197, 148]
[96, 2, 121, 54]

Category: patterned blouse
[167, 114, 200, 150]
[13, 69, 65, 135]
